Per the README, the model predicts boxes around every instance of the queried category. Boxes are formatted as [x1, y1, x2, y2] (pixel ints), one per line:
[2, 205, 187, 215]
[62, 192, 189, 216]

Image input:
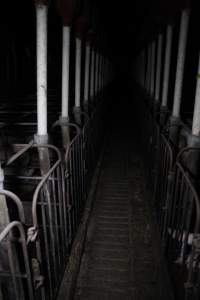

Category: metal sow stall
[0, 0, 111, 299]
[134, 3, 200, 299]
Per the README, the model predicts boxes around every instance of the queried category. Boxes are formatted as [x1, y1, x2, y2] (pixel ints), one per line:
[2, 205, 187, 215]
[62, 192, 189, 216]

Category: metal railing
[0, 101, 104, 299]
[0, 221, 34, 300]
[166, 151, 200, 300]
[155, 133, 174, 243]
[136, 84, 200, 299]
[65, 131, 84, 241]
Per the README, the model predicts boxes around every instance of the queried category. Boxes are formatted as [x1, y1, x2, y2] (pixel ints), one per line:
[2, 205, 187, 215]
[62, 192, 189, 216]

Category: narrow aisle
[73, 119, 173, 300]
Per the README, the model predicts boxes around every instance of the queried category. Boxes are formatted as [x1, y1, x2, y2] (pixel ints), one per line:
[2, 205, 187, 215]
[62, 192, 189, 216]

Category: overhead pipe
[56, 0, 77, 148]
[170, 9, 190, 143]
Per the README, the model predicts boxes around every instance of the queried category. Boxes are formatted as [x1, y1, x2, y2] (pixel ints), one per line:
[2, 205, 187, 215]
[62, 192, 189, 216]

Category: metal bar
[150, 40, 156, 98]
[75, 38, 82, 108]
[192, 52, 200, 136]
[161, 24, 173, 107]
[172, 9, 190, 118]
[84, 43, 90, 104]
[61, 26, 71, 118]
[155, 34, 163, 102]
[36, 3, 48, 135]
[90, 48, 95, 100]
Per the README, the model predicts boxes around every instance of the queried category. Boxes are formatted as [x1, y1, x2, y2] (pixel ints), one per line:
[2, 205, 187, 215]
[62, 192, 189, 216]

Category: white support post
[35, 2, 50, 175]
[61, 26, 71, 118]
[161, 24, 173, 107]
[144, 47, 148, 91]
[36, 3, 48, 136]
[146, 44, 151, 93]
[95, 50, 99, 96]
[192, 54, 200, 136]
[155, 34, 163, 102]
[84, 43, 90, 104]
[90, 48, 95, 100]
[172, 9, 190, 117]
[150, 40, 156, 98]
[98, 54, 102, 93]
[142, 50, 146, 88]
[101, 55, 104, 90]
[0, 166, 9, 229]
[75, 37, 82, 108]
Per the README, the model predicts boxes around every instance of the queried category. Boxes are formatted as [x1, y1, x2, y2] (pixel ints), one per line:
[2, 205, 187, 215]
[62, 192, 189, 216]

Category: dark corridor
[1, 1, 200, 300]
[69, 85, 174, 300]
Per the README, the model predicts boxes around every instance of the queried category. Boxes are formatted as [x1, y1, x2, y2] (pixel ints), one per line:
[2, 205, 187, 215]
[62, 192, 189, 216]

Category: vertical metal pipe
[150, 40, 156, 98]
[144, 47, 148, 91]
[36, 4, 48, 136]
[0, 165, 4, 190]
[84, 43, 90, 104]
[161, 24, 173, 107]
[172, 9, 190, 117]
[192, 53, 200, 136]
[101, 55, 104, 90]
[147, 44, 151, 93]
[61, 26, 71, 118]
[98, 54, 102, 92]
[155, 34, 163, 102]
[90, 48, 95, 100]
[75, 37, 82, 108]
[142, 50, 146, 88]
[95, 49, 99, 96]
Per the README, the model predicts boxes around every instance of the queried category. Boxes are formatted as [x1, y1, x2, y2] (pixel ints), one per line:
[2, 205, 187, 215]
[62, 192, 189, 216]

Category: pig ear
[56, 0, 77, 26]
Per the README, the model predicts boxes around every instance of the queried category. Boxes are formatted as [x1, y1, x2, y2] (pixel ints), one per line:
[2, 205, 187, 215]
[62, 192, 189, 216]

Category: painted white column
[192, 54, 200, 136]
[161, 25, 173, 107]
[172, 9, 190, 117]
[36, 4, 48, 136]
[150, 40, 156, 98]
[144, 47, 148, 91]
[155, 34, 163, 102]
[101, 56, 104, 90]
[95, 50, 99, 95]
[141, 50, 146, 88]
[61, 26, 71, 118]
[84, 43, 90, 103]
[75, 37, 82, 107]
[90, 48, 95, 99]
[98, 54, 102, 92]
[0, 165, 4, 190]
[146, 44, 151, 93]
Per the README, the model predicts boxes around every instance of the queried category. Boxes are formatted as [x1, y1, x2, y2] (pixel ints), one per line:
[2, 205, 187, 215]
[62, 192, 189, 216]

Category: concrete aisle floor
[72, 117, 174, 300]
